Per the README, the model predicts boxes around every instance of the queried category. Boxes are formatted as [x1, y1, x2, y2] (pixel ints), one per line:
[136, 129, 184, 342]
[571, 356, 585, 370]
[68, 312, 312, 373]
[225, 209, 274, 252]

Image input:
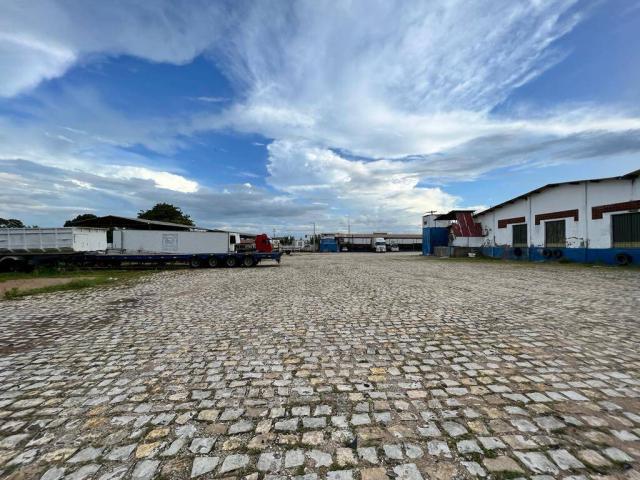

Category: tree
[0, 218, 26, 228]
[64, 213, 98, 227]
[138, 203, 194, 226]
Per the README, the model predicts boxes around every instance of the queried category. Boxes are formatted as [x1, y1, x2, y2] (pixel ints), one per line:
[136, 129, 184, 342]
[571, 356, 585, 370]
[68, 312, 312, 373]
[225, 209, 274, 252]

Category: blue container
[319, 238, 338, 253]
[422, 227, 449, 255]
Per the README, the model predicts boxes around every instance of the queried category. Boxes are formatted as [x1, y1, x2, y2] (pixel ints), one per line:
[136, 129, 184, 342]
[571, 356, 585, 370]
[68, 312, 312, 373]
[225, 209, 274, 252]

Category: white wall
[475, 199, 529, 247]
[422, 214, 453, 228]
[474, 176, 639, 249]
[586, 179, 640, 248]
[530, 183, 584, 248]
[451, 236, 485, 247]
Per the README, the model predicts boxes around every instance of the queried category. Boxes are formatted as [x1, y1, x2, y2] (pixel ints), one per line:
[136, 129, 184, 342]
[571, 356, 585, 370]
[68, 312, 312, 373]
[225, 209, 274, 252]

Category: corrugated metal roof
[334, 233, 422, 239]
[432, 210, 475, 221]
[475, 168, 640, 217]
[71, 215, 222, 232]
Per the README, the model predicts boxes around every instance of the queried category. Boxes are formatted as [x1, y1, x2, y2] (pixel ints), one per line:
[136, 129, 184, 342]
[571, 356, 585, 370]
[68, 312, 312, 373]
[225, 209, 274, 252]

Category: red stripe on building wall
[592, 200, 640, 220]
[534, 209, 579, 225]
[497, 217, 525, 229]
[452, 212, 483, 236]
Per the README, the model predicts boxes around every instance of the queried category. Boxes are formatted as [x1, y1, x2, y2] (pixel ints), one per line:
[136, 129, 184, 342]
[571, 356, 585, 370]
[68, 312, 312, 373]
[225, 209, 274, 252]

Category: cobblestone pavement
[1, 253, 639, 480]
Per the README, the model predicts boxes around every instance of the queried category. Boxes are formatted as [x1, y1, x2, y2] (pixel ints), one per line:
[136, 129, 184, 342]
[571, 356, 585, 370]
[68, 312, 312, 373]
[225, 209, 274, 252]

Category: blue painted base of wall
[479, 247, 640, 265]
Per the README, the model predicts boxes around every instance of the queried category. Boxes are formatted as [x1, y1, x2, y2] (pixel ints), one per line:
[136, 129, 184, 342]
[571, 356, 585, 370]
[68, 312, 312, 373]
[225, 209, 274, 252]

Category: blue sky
[1, 1, 639, 234]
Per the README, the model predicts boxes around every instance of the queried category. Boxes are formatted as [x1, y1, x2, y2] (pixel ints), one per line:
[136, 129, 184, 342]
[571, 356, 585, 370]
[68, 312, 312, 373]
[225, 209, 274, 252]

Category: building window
[512, 224, 527, 247]
[612, 212, 640, 248]
[545, 220, 565, 247]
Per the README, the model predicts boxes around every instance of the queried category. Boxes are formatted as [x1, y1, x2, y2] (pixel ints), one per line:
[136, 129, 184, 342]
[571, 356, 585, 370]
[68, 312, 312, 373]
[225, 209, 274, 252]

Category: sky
[1, 0, 639, 235]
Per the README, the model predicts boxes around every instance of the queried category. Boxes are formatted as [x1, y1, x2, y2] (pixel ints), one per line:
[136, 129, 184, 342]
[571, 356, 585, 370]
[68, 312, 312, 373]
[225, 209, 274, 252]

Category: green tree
[0, 218, 26, 228]
[138, 203, 194, 226]
[64, 213, 98, 227]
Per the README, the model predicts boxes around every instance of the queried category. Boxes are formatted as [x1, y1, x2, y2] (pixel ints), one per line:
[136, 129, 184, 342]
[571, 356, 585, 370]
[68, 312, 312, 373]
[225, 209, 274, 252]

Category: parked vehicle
[0, 228, 281, 271]
[373, 237, 387, 253]
[0, 227, 107, 253]
[389, 242, 400, 252]
[236, 234, 274, 254]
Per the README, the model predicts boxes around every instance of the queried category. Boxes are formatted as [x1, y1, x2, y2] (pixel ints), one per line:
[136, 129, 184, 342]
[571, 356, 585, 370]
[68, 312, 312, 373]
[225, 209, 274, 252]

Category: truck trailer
[0, 227, 107, 253]
[0, 228, 282, 271]
[112, 229, 240, 254]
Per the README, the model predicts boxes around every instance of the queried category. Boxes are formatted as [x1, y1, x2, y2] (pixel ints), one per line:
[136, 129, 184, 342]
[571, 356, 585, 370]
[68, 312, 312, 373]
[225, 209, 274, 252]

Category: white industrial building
[472, 169, 640, 264]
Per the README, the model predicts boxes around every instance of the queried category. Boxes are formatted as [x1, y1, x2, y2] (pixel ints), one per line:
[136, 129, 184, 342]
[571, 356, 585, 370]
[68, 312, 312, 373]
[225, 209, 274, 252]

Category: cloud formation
[0, 0, 226, 96]
[0, 160, 322, 232]
[1, 0, 639, 232]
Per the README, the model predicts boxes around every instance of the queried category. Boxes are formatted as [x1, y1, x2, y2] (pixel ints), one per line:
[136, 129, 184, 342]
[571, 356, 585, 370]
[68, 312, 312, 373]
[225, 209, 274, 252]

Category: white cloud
[0, 159, 323, 231]
[112, 166, 199, 193]
[267, 140, 459, 228]
[0, 32, 75, 97]
[198, 1, 590, 158]
[0, 0, 225, 96]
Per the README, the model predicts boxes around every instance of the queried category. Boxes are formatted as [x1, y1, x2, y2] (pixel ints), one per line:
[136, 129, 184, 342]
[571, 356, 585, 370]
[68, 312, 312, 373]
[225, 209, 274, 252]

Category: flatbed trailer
[0, 251, 283, 271]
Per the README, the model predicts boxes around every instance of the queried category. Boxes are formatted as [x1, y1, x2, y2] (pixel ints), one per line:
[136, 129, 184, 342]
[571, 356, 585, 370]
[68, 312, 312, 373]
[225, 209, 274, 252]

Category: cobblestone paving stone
[1, 253, 639, 479]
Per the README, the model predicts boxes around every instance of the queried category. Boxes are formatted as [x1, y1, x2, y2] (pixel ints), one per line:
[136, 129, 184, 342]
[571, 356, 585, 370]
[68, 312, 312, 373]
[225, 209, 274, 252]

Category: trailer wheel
[542, 248, 552, 258]
[242, 256, 255, 268]
[207, 257, 218, 268]
[189, 257, 202, 268]
[615, 252, 632, 266]
[0, 257, 26, 272]
[225, 256, 237, 268]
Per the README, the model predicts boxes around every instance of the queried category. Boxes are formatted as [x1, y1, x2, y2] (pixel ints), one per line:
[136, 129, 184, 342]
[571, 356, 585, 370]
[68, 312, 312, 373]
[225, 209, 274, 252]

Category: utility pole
[312, 222, 316, 251]
[347, 215, 351, 236]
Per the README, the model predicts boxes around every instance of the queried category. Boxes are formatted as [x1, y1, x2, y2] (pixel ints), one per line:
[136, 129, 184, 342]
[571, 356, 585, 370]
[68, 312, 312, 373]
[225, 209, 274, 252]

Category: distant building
[319, 232, 422, 252]
[421, 210, 481, 255]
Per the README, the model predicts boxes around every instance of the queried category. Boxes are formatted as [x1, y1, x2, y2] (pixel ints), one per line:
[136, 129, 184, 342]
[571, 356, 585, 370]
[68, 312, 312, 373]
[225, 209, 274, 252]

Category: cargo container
[112, 229, 239, 254]
[0, 227, 107, 253]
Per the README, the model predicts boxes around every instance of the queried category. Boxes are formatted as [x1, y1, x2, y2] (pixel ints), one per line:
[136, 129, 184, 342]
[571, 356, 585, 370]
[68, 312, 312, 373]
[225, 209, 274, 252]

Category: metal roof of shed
[475, 169, 640, 217]
[71, 215, 218, 232]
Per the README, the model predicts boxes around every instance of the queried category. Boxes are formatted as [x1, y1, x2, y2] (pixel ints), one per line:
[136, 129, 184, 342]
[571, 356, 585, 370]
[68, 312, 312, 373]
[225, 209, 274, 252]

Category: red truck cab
[255, 234, 273, 253]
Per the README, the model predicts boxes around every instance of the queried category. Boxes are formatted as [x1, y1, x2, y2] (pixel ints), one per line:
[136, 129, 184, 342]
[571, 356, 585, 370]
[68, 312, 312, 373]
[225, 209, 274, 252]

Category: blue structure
[422, 227, 449, 255]
[319, 237, 339, 252]
[479, 246, 640, 265]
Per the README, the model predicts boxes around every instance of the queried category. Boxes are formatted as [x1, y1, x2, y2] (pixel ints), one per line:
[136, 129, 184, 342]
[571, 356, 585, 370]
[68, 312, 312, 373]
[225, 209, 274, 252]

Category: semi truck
[0, 228, 282, 272]
[373, 237, 387, 252]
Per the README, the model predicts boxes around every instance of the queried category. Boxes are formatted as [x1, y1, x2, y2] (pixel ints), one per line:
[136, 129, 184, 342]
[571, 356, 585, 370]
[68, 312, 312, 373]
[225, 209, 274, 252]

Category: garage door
[612, 212, 640, 248]
[545, 220, 565, 248]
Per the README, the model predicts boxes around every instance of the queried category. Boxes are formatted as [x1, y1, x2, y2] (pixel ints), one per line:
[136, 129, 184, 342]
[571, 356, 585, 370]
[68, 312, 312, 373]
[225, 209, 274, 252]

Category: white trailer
[0, 227, 107, 253]
[112, 229, 240, 254]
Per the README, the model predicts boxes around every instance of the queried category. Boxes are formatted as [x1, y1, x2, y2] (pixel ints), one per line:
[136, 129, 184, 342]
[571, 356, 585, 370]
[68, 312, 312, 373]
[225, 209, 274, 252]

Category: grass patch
[2, 269, 152, 299]
[415, 255, 640, 270]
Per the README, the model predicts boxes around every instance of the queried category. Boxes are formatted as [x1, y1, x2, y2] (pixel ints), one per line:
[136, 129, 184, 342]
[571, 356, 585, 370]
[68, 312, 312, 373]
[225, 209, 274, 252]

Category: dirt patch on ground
[0, 277, 94, 296]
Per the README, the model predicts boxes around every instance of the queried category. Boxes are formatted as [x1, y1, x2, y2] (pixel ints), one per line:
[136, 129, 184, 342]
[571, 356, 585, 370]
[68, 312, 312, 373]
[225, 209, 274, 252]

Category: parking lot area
[1, 253, 639, 480]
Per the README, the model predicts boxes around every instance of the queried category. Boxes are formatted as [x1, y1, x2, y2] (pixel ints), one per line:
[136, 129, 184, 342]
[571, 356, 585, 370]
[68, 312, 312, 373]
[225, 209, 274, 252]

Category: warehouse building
[423, 169, 640, 265]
